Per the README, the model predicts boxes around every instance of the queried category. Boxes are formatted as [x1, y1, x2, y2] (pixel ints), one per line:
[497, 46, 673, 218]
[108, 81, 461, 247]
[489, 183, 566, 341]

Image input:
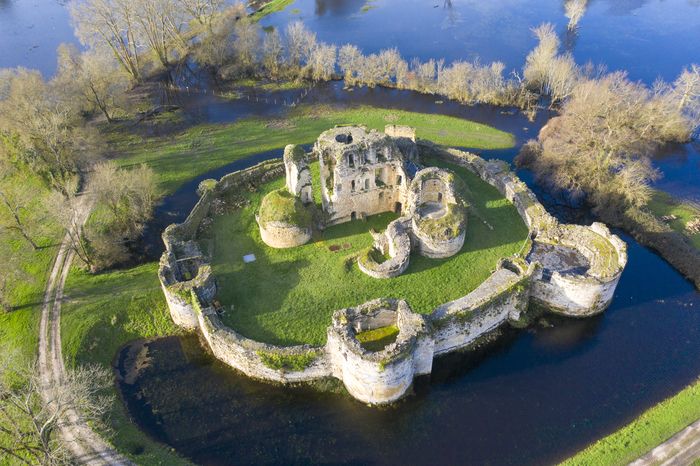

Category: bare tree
[133, 0, 189, 70]
[285, 21, 317, 71]
[523, 23, 580, 105]
[91, 162, 158, 237]
[55, 44, 130, 123]
[672, 64, 700, 127]
[190, 4, 247, 76]
[338, 44, 362, 86]
[0, 68, 98, 196]
[519, 72, 692, 214]
[57, 162, 159, 271]
[262, 29, 285, 79]
[70, 0, 144, 83]
[177, 0, 225, 31]
[232, 18, 260, 73]
[308, 43, 337, 82]
[0, 182, 40, 250]
[0, 362, 113, 465]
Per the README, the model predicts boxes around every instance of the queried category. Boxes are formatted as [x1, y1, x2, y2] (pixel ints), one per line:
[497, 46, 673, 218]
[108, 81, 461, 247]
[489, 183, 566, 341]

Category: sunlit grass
[206, 158, 527, 345]
[107, 104, 514, 195]
[60, 263, 188, 465]
[646, 190, 700, 249]
[356, 325, 399, 351]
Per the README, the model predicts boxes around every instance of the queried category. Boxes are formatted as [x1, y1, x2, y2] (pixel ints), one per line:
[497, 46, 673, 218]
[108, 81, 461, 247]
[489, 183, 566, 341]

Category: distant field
[107, 104, 515, 195]
[646, 190, 700, 250]
[205, 157, 528, 346]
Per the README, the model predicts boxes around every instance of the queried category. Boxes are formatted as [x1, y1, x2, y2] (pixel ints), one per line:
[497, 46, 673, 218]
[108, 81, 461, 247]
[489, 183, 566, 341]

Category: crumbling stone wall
[283, 144, 313, 204]
[326, 299, 434, 404]
[258, 221, 312, 249]
[431, 264, 533, 355]
[357, 217, 412, 279]
[316, 126, 411, 224]
[418, 142, 627, 318]
[406, 167, 467, 259]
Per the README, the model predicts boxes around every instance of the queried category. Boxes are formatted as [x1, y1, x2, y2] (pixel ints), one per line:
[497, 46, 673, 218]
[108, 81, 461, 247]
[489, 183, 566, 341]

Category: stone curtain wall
[418, 142, 627, 317]
[158, 143, 627, 405]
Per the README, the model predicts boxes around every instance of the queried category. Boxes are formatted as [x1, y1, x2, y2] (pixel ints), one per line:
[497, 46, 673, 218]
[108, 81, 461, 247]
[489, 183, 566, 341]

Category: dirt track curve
[37, 193, 132, 466]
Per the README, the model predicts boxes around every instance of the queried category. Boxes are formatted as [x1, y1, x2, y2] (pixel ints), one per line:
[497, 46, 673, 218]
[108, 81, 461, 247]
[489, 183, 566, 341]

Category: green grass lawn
[107, 104, 514, 195]
[562, 378, 700, 466]
[0, 170, 63, 384]
[60, 263, 189, 465]
[646, 190, 700, 250]
[204, 157, 528, 346]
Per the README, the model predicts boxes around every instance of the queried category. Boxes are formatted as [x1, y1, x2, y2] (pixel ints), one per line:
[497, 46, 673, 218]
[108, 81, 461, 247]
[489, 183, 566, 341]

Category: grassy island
[203, 158, 528, 346]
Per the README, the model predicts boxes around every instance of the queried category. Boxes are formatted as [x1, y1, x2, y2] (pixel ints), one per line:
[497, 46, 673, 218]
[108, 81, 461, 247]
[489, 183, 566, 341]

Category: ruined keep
[259, 126, 468, 276]
[159, 126, 628, 405]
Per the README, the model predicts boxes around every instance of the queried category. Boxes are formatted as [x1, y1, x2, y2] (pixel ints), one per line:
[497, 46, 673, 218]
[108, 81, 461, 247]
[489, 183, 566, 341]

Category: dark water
[4, 0, 700, 83]
[116, 232, 700, 465]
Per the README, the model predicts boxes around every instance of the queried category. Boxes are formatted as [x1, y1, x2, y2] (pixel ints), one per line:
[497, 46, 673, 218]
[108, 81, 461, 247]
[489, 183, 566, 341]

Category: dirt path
[37, 193, 132, 466]
[630, 419, 700, 466]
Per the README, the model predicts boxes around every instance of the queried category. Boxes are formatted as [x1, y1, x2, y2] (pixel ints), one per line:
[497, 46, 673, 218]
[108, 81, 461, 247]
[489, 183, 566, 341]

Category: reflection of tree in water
[564, 0, 588, 29]
[314, 0, 367, 16]
[442, 0, 461, 28]
[563, 23, 579, 53]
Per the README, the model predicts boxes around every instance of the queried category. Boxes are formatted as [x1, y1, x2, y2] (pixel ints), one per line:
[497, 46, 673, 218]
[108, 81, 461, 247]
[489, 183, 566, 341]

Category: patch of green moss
[197, 179, 217, 195]
[259, 188, 312, 227]
[356, 325, 399, 351]
[285, 144, 306, 163]
[257, 350, 319, 371]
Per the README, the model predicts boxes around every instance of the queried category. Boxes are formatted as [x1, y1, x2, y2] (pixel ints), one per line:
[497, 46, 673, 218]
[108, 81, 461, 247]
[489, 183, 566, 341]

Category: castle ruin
[258, 125, 468, 277]
[158, 126, 628, 405]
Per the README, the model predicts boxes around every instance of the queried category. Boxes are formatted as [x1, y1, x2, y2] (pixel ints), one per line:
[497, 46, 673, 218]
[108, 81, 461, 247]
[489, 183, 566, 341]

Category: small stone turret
[283, 144, 313, 205]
